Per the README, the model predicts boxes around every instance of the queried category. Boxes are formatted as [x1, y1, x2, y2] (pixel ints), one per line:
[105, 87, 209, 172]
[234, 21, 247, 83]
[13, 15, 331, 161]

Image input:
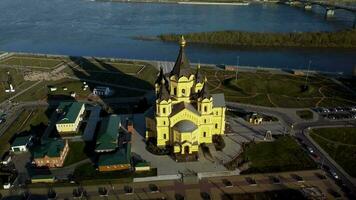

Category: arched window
[174, 88, 177, 95]
[182, 89, 185, 94]
[163, 134, 167, 139]
[163, 121, 166, 125]
[204, 119, 207, 123]
[215, 123, 218, 129]
[163, 108, 166, 114]
[204, 106, 207, 112]
[203, 132, 206, 137]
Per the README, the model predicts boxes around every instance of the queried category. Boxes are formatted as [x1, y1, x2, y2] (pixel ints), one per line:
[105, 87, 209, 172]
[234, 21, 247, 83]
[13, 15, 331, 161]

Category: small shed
[10, 135, 33, 153]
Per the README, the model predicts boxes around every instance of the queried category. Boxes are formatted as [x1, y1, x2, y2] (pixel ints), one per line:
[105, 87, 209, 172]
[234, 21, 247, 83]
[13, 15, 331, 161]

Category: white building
[93, 86, 111, 96]
[10, 135, 33, 152]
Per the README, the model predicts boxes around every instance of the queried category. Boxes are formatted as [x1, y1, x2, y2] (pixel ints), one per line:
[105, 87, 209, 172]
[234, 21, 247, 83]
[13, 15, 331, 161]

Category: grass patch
[296, 110, 314, 120]
[0, 67, 35, 102]
[0, 55, 65, 68]
[203, 69, 356, 108]
[13, 79, 147, 102]
[68, 57, 146, 74]
[310, 127, 356, 177]
[63, 141, 88, 166]
[239, 136, 316, 174]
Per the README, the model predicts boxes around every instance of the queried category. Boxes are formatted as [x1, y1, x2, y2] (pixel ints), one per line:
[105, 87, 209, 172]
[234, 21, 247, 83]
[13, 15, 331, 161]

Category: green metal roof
[95, 115, 121, 152]
[57, 102, 84, 124]
[11, 135, 32, 147]
[98, 143, 131, 166]
[32, 138, 65, 159]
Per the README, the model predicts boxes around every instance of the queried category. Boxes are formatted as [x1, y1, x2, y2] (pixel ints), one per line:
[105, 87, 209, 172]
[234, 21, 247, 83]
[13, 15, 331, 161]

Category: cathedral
[146, 36, 226, 155]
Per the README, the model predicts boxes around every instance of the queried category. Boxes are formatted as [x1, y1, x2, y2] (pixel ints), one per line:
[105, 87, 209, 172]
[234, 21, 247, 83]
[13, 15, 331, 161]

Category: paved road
[227, 101, 356, 197]
[0, 169, 342, 200]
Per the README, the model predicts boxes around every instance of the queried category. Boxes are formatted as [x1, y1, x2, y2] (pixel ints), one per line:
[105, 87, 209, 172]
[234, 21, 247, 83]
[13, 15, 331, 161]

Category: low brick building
[31, 138, 69, 168]
[98, 143, 131, 172]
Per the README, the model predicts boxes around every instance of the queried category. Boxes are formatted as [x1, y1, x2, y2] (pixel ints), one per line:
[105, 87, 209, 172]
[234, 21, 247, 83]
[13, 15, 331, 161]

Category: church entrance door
[184, 146, 190, 154]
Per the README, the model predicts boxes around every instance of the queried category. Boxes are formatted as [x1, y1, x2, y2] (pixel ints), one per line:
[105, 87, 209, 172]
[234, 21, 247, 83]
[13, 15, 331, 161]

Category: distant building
[55, 102, 85, 134]
[224, 65, 238, 71]
[98, 143, 131, 172]
[95, 115, 132, 172]
[93, 86, 111, 96]
[134, 162, 150, 172]
[10, 135, 33, 153]
[293, 70, 305, 76]
[145, 36, 226, 155]
[31, 138, 69, 168]
[31, 175, 56, 183]
[49, 87, 57, 92]
[70, 91, 76, 98]
[248, 113, 263, 125]
[95, 115, 121, 153]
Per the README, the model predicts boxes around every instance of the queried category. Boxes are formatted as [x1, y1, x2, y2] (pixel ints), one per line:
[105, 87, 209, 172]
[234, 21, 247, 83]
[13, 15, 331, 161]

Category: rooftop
[171, 102, 200, 117]
[95, 115, 121, 152]
[11, 135, 32, 147]
[57, 102, 84, 124]
[173, 120, 197, 132]
[32, 138, 65, 159]
[170, 36, 191, 78]
[98, 143, 131, 166]
[212, 93, 226, 107]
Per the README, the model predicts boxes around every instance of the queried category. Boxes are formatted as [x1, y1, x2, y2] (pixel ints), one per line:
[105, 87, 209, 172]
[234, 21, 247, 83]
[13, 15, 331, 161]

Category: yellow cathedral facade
[146, 36, 226, 155]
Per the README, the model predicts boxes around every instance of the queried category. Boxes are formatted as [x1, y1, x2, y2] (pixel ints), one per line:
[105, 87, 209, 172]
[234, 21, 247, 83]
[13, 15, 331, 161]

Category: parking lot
[314, 106, 356, 120]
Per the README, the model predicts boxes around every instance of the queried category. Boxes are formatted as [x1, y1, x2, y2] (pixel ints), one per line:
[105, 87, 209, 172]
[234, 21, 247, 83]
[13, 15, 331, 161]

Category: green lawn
[73, 59, 144, 74]
[0, 67, 36, 102]
[0, 56, 65, 69]
[63, 141, 88, 166]
[238, 136, 316, 174]
[203, 69, 356, 108]
[310, 127, 356, 177]
[13, 79, 148, 102]
[0, 108, 49, 157]
[296, 110, 314, 120]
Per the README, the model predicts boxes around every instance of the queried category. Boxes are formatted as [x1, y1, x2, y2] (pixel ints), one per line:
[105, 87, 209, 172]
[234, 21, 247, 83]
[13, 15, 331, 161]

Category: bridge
[282, 0, 356, 28]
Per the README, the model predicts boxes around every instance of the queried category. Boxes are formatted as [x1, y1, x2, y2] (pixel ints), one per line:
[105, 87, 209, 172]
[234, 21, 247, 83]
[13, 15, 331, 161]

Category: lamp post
[235, 56, 240, 81]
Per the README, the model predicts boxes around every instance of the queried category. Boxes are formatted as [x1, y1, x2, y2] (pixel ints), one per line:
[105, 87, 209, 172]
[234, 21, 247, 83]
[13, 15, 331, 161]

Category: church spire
[199, 77, 211, 99]
[157, 78, 170, 101]
[195, 63, 203, 83]
[170, 35, 191, 78]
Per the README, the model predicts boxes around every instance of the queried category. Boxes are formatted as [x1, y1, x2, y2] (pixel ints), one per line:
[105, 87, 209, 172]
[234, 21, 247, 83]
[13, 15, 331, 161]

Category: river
[0, 0, 355, 74]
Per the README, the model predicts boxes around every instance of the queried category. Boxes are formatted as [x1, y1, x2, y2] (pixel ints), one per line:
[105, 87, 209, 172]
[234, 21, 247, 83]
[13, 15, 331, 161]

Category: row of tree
[159, 30, 356, 48]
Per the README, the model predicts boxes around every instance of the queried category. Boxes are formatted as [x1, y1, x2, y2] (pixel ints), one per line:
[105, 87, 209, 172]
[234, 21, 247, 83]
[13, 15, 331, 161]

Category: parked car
[307, 147, 314, 154]
[330, 171, 339, 179]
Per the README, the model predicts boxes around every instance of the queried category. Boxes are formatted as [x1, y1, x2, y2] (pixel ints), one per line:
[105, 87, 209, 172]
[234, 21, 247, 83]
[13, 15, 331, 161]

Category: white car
[331, 171, 339, 179]
[307, 147, 314, 154]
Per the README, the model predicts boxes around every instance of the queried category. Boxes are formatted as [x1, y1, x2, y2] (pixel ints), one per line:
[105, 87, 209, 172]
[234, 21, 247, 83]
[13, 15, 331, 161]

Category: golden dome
[179, 35, 186, 47]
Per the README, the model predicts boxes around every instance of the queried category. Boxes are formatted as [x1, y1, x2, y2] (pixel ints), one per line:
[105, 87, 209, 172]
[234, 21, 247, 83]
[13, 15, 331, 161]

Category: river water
[0, 0, 355, 73]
